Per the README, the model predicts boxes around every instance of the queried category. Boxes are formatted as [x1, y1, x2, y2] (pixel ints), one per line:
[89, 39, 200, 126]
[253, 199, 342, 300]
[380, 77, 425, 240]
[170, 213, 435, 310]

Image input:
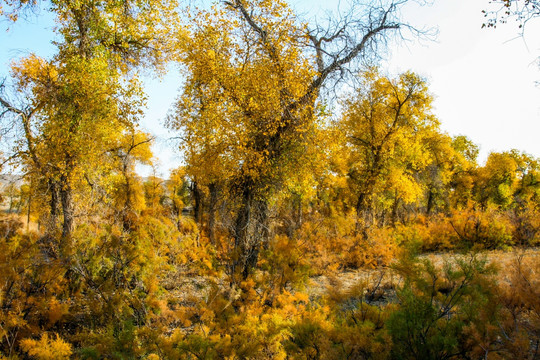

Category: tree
[475, 150, 540, 210]
[166, 166, 190, 230]
[171, 0, 413, 279]
[476, 151, 519, 208]
[447, 135, 479, 209]
[418, 132, 455, 216]
[339, 68, 438, 233]
[108, 131, 154, 231]
[2, 54, 145, 240]
[2, 0, 178, 69]
[1, 0, 180, 239]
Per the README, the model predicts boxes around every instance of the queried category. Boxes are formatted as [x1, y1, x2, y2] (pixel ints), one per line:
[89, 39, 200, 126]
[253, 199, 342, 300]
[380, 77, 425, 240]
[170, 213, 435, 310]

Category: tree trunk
[46, 179, 60, 235]
[26, 190, 32, 233]
[60, 176, 74, 239]
[295, 195, 302, 230]
[8, 189, 14, 213]
[171, 185, 183, 232]
[287, 194, 303, 238]
[233, 186, 269, 280]
[354, 170, 380, 238]
[121, 173, 135, 232]
[191, 181, 203, 225]
[355, 192, 372, 239]
[391, 192, 400, 227]
[208, 182, 219, 245]
[426, 189, 434, 216]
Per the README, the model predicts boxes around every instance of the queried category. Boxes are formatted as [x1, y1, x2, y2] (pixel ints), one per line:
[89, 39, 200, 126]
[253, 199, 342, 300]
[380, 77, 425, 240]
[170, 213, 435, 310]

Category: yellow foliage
[3, 1, 540, 359]
[339, 68, 440, 225]
[170, 0, 317, 203]
[20, 333, 72, 360]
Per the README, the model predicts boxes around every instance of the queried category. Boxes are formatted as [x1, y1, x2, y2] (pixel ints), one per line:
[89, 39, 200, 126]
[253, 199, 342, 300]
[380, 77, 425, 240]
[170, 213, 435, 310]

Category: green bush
[388, 252, 497, 360]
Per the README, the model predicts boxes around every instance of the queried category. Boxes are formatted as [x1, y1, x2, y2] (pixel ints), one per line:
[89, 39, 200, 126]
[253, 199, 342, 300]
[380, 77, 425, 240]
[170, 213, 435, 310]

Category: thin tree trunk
[26, 190, 32, 233]
[191, 181, 203, 225]
[121, 170, 135, 232]
[8, 190, 14, 213]
[287, 194, 302, 238]
[355, 192, 372, 239]
[171, 185, 183, 231]
[296, 196, 302, 230]
[208, 182, 219, 245]
[46, 179, 60, 235]
[426, 189, 434, 216]
[391, 192, 400, 227]
[60, 176, 74, 239]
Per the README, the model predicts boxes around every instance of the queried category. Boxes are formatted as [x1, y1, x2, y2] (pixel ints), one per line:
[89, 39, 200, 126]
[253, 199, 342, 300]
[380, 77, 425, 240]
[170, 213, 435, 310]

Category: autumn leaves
[170, 0, 407, 279]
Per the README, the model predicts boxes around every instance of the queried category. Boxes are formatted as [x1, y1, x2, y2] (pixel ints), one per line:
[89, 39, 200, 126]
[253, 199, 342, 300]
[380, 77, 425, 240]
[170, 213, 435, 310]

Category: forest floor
[169, 247, 540, 307]
[307, 247, 540, 303]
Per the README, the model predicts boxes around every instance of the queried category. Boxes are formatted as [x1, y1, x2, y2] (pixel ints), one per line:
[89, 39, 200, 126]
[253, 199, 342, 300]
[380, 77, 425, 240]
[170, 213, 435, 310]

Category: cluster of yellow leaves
[171, 0, 317, 199]
[291, 210, 398, 274]
[390, 205, 534, 252]
[10, 54, 145, 174]
[20, 333, 72, 360]
[338, 68, 441, 217]
[51, 0, 181, 72]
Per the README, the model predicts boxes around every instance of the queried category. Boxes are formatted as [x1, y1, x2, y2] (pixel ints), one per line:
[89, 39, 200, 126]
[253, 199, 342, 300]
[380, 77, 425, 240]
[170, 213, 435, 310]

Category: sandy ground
[307, 247, 540, 299]
[165, 247, 540, 308]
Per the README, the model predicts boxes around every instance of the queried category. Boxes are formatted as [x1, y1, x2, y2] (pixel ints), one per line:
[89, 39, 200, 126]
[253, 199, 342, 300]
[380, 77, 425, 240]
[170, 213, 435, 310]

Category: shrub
[388, 252, 497, 360]
[393, 207, 515, 252]
[20, 333, 72, 360]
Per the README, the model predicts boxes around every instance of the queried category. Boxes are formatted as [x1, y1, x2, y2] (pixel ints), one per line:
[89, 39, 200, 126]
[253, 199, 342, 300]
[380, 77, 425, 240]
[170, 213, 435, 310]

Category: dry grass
[308, 248, 540, 298]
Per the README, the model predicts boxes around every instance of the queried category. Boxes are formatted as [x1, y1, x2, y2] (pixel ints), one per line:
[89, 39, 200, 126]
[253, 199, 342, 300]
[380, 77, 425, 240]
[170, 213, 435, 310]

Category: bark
[8, 190, 14, 213]
[26, 191, 32, 233]
[287, 194, 303, 238]
[47, 179, 60, 235]
[293, 194, 303, 232]
[426, 189, 434, 216]
[171, 185, 183, 232]
[60, 176, 74, 239]
[171, 185, 181, 218]
[233, 186, 269, 280]
[121, 168, 135, 232]
[208, 182, 219, 245]
[353, 164, 382, 237]
[355, 190, 377, 240]
[191, 181, 203, 225]
[391, 192, 400, 227]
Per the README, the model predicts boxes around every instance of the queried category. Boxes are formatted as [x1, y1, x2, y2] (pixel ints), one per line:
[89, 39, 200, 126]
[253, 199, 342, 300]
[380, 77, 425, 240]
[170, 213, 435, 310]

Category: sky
[1, 0, 539, 177]
[384, 0, 540, 163]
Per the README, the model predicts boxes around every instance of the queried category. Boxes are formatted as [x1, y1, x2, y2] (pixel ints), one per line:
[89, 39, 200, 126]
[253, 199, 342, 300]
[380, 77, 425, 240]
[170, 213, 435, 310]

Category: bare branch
[0, 83, 42, 170]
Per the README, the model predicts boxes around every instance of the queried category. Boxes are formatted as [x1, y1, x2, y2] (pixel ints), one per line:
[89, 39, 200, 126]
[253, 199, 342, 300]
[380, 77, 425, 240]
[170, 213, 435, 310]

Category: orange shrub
[391, 207, 515, 252]
[294, 210, 397, 274]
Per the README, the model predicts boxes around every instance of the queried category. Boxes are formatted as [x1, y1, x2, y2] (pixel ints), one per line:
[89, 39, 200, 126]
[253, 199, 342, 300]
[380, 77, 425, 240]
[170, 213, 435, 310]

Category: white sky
[1, 0, 539, 175]
[385, 0, 540, 163]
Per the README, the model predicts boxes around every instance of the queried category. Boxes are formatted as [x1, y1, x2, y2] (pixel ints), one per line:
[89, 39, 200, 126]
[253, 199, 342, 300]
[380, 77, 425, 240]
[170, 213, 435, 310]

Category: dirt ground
[307, 247, 540, 299]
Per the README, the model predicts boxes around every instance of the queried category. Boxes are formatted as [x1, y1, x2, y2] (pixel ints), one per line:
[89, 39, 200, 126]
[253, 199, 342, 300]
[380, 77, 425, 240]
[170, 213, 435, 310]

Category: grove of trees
[0, 0, 539, 359]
